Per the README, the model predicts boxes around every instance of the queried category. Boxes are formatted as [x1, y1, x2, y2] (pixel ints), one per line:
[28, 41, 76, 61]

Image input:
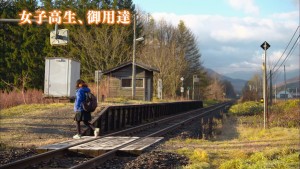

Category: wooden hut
[102, 62, 160, 101]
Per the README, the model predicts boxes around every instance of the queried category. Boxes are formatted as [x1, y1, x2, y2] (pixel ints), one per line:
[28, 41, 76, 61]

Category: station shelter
[102, 62, 159, 101]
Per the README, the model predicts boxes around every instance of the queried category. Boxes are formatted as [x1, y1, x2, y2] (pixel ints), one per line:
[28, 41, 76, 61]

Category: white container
[44, 57, 80, 97]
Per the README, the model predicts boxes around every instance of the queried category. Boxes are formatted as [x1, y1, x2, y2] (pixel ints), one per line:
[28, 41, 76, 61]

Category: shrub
[190, 149, 209, 163]
[229, 101, 263, 116]
[0, 89, 44, 109]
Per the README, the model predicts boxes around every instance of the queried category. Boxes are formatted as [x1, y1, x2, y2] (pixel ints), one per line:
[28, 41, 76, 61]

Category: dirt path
[1, 104, 88, 148]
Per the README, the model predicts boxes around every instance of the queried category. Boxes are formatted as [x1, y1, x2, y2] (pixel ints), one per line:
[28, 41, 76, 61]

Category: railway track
[0, 102, 231, 169]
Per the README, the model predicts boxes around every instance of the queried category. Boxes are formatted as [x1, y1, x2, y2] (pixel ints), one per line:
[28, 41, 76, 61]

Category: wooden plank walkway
[37, 136, 163, 157]
[36, 136, 95, 153]
[120, 137, 164, 155]
[69, 136, 139, 156]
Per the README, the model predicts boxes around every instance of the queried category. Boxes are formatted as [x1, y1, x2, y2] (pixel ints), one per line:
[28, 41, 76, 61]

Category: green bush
[203, 99, 220, 107]
[229, 101, 263, 116]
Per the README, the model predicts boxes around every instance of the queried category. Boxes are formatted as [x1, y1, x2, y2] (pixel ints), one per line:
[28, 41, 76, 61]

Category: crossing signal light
[260, 98, 264, 103]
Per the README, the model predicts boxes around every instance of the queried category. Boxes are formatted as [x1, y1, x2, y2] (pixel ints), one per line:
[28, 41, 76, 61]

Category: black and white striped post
[260, 41, 270, 129]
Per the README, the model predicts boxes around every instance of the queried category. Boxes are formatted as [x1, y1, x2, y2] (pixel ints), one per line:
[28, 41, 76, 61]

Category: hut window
[136, 79, 144, 88]
[121, 78, 144, 88]
[121, 79, 131, 87]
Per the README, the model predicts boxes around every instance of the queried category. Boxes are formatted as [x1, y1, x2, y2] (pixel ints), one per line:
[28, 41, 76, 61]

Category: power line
[267, 26, 300, 80]
[272, 34, 299, 75]
[271, 26, 299, 72]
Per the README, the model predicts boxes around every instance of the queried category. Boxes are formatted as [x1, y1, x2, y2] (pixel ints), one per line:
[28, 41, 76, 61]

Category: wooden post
[199, 118, 203, 139]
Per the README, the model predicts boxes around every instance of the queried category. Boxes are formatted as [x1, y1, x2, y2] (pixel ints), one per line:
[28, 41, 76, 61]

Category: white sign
[50, 29, 69, 46]
[95, 70, 102, 82]
[157, 79, 163, 99]
[180, 87, 184, 93]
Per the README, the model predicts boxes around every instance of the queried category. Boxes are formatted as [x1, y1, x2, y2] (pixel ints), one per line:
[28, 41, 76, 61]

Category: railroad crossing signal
[261, 41, 270, 129]
[260, 41, 270, 50]
[260, 98, 264, 103]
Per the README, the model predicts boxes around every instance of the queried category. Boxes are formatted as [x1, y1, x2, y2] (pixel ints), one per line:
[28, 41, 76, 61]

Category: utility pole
[269, 70, 272, 106]
[284, 65, 287, 101]
[131, 14, 144, 100]
[261, 41, 270, 129]
[132, 14, 136, 100]
[275, 84, 277, 103]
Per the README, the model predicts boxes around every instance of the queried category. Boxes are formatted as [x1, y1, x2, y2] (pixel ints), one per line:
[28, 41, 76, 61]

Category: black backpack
[82, 92, 98, 112]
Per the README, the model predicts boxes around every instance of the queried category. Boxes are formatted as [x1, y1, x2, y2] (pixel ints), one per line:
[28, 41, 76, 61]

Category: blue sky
[132, 0, 299, 81]
[134, 0, 296, 16]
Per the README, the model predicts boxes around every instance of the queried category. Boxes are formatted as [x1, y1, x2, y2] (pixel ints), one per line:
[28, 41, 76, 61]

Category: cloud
[152, 12, 297, 42]
[229, 61, 261, 69]
[291, 0, 299, 5]
[269, 49, 300, 72]
[227, 0, 260, 15]
[150, 11, 298, 80]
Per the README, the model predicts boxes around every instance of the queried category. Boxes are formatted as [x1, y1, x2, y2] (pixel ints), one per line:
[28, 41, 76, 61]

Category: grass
[237, 126, 299, 141]
[163, 114, 300, 169]
[219, 148, 299, 169]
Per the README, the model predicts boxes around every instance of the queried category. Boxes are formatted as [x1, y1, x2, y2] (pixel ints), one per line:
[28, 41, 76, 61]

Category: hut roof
[102, 61, 160, 75]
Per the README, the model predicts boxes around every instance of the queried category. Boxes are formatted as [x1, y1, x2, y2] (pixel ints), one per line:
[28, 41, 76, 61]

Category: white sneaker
[94, 128, 100, 137]
[73, 134, 81, 139]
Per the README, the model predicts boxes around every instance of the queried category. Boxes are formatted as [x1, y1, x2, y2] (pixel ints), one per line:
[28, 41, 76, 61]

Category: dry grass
[0, 103, 76, 148]
[162, 114, 300, 169]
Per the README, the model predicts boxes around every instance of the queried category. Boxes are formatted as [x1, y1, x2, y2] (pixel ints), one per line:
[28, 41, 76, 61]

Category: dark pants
[75, 121, 94, 135]
[74, 111, 94, 134]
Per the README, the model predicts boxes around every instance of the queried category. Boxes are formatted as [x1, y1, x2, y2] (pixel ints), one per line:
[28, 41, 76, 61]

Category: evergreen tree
[222, 80, 236, 98]
[1, 0, 46, 90]
[177, 20, 205, 91]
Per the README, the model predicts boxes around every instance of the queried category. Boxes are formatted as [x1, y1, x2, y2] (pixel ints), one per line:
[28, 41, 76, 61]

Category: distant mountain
[274, 69, 299, 83]
[275, 76, 300, 91]
[205, 68, 247, 93]
[223, 71, 256, 81]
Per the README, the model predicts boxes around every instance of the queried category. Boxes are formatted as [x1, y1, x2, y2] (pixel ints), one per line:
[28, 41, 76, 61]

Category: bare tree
[204, 75, 224, 100]
[1, 72, 31, 104]
[71, 25, 132, 79]
[241, 73, 262, 102]
[139, 18, 188, 98]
